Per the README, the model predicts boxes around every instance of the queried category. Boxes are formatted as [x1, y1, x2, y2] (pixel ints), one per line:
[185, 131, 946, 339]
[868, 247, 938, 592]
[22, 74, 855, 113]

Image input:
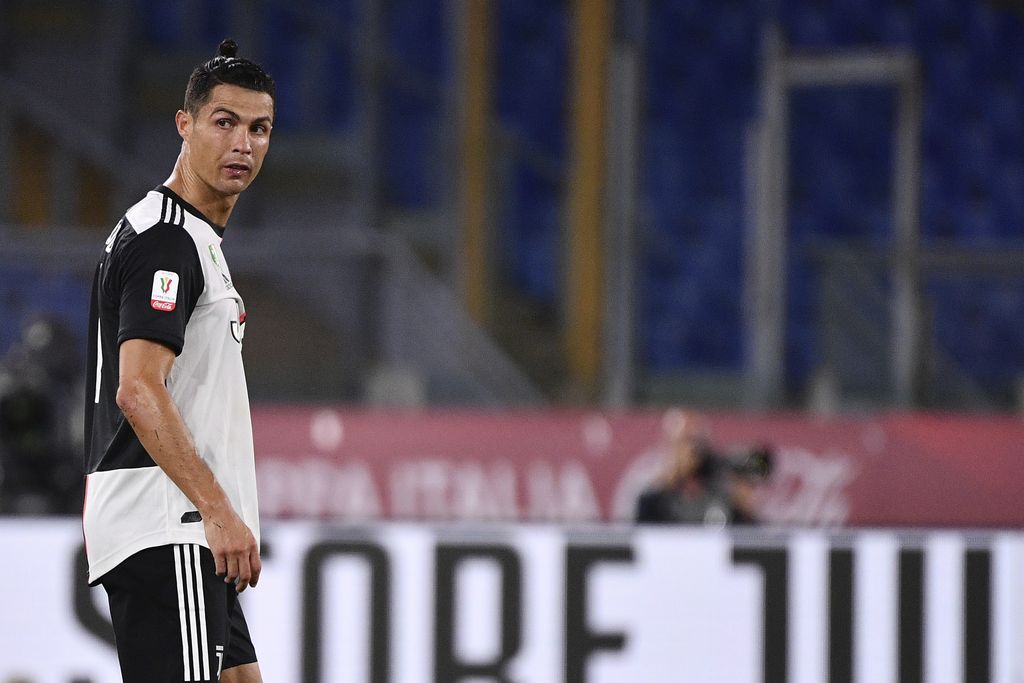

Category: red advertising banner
[252, 408, 1024, 527]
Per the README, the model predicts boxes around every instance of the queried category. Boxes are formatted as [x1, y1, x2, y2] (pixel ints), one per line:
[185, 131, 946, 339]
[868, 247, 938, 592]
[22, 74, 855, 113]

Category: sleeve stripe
[158, 196, 188, 228]
[166, 201, 185, 227]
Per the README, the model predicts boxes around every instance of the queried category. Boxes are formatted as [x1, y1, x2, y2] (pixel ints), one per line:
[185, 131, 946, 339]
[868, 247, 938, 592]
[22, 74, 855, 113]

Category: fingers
[249, 549, 262, 589]
[234, 553, 252, 593]
[226, 542, 261, 593]
[234, 543, 262, 593]
[214, 550, 227, 578]
[204, 516, 259, 592]
[225, 553, 240, 587]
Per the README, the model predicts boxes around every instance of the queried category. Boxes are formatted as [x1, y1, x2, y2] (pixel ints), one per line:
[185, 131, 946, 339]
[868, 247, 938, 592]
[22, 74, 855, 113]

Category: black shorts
[100, 544, 258, 682]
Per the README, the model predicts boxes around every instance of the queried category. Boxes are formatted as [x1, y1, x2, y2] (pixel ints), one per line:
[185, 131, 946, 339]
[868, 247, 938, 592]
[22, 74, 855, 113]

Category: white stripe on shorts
[174, 545, 192, 679]
[192, 545, 211, 681]
[174, 544, 212, 681]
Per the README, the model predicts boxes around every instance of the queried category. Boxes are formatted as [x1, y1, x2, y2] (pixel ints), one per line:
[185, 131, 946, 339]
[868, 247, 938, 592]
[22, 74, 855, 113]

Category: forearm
[117, 378, 233, 521]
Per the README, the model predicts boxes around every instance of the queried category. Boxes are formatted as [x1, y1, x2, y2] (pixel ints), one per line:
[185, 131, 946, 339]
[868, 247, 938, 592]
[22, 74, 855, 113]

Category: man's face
[179, 84, 274, 198]
[668, 436, 702, 480]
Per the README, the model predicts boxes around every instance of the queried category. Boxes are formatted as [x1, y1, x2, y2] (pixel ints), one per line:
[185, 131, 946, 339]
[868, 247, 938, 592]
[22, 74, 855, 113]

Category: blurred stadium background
[2, 0, 1024, 681]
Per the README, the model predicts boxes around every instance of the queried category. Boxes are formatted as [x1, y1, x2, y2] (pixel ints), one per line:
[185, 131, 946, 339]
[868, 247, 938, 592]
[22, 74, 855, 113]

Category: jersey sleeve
[114, 224, 204, 355]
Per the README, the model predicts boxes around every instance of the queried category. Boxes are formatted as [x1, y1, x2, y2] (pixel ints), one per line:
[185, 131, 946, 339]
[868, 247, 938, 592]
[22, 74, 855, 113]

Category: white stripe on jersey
[93, 318, 102, 403]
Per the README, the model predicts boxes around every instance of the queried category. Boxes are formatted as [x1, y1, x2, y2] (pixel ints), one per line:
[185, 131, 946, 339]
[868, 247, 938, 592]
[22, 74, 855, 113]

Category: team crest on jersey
[151, 270, 179, 311]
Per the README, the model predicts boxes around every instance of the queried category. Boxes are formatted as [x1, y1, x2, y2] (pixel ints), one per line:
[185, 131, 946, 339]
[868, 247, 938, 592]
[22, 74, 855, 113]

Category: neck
[164, 154, 238, 228]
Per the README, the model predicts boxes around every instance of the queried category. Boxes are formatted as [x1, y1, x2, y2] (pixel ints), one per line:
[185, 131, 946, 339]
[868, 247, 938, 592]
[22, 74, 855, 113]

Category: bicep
[116, 338, 202, 474]
[119, 338, 176, 387]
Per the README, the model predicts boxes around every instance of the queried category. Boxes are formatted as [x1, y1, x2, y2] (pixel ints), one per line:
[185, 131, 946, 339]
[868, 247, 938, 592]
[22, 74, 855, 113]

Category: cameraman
[634, 412, 771, 526]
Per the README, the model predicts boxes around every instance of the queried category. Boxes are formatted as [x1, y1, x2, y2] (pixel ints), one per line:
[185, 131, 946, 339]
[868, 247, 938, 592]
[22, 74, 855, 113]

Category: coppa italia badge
[151, 270, 179, 311]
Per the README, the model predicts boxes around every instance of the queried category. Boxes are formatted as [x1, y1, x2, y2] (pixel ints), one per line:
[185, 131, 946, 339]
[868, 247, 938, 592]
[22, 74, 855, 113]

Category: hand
[203, 509, 261, 593]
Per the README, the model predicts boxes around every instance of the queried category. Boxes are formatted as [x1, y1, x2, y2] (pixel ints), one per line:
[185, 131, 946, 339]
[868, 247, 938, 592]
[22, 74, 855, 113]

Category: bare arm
[116, 338, 260, 592]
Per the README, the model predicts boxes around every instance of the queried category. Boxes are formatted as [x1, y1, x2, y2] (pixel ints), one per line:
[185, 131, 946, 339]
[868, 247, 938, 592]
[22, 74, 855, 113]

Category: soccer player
[83, 39, 273, 682]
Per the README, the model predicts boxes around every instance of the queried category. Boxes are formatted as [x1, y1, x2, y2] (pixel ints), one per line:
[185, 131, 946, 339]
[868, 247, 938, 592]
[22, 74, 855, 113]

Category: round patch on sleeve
[151, 270, 180, 311]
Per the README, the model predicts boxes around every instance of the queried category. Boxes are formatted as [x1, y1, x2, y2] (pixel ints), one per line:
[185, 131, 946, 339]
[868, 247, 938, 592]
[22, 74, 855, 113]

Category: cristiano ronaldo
[84, 39, 273, 682]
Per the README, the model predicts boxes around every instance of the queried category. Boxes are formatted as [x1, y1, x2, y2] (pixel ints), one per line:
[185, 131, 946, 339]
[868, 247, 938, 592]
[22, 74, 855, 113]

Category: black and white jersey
[84, 185, 259, 585]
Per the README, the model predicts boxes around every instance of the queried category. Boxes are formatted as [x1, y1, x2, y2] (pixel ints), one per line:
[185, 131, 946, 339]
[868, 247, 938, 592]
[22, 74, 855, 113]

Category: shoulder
[115, 191, 200, 258]
[110, 190, 197, 260]
[111, 220, 201, 271]
[636, 486, 669, 510]
[124, 189, 186, 234]
[107, 214, 204, 294]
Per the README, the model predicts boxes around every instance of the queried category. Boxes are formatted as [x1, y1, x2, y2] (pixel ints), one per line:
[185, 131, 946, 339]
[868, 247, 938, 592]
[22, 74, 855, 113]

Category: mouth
[223, 162, 251, 178]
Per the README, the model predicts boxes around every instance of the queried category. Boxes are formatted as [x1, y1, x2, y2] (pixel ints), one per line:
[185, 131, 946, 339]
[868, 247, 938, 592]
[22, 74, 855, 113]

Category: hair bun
[217, 39, 239, 58]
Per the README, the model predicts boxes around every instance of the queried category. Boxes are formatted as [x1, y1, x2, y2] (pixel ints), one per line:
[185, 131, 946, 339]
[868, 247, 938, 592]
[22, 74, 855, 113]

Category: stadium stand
[1, 0, 1023, 406]
[637, 0, 1024, 402]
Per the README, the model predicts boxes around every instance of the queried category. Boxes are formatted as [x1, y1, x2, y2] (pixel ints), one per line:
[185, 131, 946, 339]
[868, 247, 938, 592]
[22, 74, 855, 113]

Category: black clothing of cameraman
[634, 413, 770, 526]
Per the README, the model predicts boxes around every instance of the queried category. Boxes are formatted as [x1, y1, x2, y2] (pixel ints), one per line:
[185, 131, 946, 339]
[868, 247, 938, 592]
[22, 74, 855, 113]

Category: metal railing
[0, 222, 544, 405]
[811, 245, 1001, 410]
[746, 25, 925, 408]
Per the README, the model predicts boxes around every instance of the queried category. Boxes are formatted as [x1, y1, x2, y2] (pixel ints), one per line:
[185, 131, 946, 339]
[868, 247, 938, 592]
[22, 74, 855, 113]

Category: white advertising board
[1, 520, 1022, 682]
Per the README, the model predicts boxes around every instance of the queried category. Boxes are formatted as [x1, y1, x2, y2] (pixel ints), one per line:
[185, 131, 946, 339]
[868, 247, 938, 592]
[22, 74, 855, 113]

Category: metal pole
[380, 233, 409, 366]
[454, 0, 494, 324]
[747, 25, 788, 407]
[565, 0, 612, 399]
[748, 26, 922, 409]
[603, 0, 643, 407]
[357, 0, 385, 229]
[891, 70, 924, 406]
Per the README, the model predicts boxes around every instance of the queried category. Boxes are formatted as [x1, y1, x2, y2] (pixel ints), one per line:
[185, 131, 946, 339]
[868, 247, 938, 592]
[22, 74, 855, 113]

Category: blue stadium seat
[880, 5, 915, 45]
[137, 1, 182, 48]
[260, 6, 304, 129]
[333, 0, 1024, 396]
[387, 0, 446, 79]
[136, 1, 228, 50]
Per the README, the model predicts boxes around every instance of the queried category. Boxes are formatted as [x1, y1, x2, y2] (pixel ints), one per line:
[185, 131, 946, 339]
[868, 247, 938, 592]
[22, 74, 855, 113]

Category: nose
[232, 127, 252, 155]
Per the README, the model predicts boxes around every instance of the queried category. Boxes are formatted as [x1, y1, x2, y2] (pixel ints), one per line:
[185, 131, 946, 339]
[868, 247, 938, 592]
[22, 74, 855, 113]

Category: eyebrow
[210, 107, 273, 126]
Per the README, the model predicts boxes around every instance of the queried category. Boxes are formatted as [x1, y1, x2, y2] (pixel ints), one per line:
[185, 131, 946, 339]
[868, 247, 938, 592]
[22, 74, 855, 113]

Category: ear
[175, 110, 191, 141]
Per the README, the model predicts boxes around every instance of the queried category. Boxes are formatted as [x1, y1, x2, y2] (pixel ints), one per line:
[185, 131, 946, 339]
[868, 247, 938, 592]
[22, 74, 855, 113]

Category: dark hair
[183, 39, 275, 116]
